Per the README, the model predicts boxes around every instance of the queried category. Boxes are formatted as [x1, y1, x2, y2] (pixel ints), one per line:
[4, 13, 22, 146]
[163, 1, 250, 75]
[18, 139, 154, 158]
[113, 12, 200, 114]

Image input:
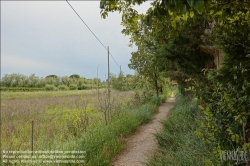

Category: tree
[1, 74, 15, 87]
[46, 75, 58, 78]
[110, 71, 125, 91]
[100, 0, 249, 72]
[27, 74, 40, 87]
[93, 78, 101, 86]
[61, 76, 71, 87]
[129, 44, 162, 96]
[1, 73, 27, 87]
[117, 70, 125, 90]
[12, 73, 27, 87]
[69, 74, 80, 79]
[100, 1, 250, 164]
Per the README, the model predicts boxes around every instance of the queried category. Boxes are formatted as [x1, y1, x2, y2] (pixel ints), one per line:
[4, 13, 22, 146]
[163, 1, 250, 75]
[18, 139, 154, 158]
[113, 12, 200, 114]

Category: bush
[69, 84, 78, 90]
[78, 84, 92, 90]
[45, 84, 56, 91]
[62, 109, 89, 137]
[150, 95, 161, 106]
[0, 87, 45, 92]
[141, 90, 154, 104]
[58, 85, 68, 91]
[195, 65, 250, 165]
[159, 94, 167, 103]
[150, 104, 159, 114]
[149, 94, 167, 107]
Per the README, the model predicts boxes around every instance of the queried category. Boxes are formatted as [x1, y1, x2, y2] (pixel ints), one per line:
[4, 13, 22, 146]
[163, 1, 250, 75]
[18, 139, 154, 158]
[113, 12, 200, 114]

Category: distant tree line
[110, 71, 170, 94]
[0, 73, 102, 90]
[1, 72, 170, 92]
[110, 71, 141, 91]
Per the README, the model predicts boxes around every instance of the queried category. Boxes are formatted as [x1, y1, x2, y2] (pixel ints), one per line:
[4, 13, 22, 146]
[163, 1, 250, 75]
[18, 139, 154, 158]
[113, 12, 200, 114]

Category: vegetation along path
[112, 94, 175, 166]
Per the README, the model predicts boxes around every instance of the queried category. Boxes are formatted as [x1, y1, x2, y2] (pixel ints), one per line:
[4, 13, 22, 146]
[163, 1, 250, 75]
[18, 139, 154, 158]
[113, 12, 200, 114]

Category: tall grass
[147, 93, 217, 166]
[2, 90, 167, 165]
[56, 94, 167, 166]
[1, 89, 108, 100]
[70, 104, 154, 166]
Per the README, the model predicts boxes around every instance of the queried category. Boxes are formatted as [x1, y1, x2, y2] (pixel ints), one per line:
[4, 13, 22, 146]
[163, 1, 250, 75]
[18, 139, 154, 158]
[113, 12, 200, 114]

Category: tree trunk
[154, 73, 159, 97]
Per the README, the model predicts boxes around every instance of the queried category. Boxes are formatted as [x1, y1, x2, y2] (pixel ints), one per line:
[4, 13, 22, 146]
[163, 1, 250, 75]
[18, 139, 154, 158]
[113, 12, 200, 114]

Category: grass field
[1, 88, 109, 100]
[1, 90, 133, 150]
[1, 89, 166, 165]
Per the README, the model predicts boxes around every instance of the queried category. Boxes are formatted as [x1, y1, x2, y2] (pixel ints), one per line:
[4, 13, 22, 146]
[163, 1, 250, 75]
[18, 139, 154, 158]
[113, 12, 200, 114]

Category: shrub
[69, 84, 78, 90]
[45, 84, 56, 91]
[141, 90, 154, 104]
[195, 65, 250, 165]
[159, 94, 167, 103]
[62, 109, 89, 137]
[150, 104, 159, 114]
[131, 91, 141, 107]
[150, 95, 161, 106]
[58, 85, 68, 91]
[0, 87, 45, 91]
[78, 84, 92, 90]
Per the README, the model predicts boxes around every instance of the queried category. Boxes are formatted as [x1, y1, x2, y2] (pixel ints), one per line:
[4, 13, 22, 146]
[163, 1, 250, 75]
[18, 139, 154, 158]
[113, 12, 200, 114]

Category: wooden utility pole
[107, 46, 111, 121]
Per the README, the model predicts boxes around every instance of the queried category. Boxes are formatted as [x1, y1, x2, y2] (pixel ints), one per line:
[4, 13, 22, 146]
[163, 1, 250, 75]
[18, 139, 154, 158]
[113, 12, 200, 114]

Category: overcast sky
[1, 1, 151, 80]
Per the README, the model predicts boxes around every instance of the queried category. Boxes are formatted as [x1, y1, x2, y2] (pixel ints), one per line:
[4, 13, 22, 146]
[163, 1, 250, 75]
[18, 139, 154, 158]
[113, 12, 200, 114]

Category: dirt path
[112, 94, 175, 166]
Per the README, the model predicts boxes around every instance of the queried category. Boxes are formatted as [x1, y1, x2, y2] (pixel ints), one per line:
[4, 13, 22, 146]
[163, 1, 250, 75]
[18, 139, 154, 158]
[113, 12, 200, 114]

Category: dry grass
[1, 90, 134, 151]
[1, 88, 108, 100]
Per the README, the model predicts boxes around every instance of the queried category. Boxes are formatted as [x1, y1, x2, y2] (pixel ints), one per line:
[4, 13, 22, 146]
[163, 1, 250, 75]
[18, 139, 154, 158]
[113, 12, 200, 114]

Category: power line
[66, 0, 120, 68]
[109, 52, 119, 67]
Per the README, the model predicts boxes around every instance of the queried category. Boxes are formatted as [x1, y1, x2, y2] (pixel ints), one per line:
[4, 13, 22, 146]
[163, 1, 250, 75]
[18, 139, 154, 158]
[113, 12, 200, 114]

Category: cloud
[2, 54, 66, 74]
[1, 1, 151, 80]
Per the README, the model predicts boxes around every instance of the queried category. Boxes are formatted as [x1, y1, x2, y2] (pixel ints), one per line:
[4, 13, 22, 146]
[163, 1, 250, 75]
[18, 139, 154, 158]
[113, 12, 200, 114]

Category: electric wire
[66, 0, 120, 68]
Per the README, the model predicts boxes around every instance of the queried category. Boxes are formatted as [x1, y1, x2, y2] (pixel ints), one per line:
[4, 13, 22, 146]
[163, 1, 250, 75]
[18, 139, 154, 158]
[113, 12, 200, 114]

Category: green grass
[1, 89, 167, 165]
[1, 89, 106, 100]
[59, 95, 167, 166]
[1, 91, 134, 151]
[72, 104, 154, 166]
[29, 104, 154, 166]
[146, 93, 217, 166]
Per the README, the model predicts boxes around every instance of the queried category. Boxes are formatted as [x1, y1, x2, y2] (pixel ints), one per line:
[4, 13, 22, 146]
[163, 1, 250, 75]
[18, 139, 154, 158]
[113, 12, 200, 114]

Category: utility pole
[107, 46, 111, 121]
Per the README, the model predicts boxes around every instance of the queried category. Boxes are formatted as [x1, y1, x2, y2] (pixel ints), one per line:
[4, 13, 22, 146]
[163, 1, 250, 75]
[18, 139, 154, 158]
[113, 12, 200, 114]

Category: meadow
[1, 89, 166, 165]
[1, 88, 108, 100]
[1, 90, 130, 150]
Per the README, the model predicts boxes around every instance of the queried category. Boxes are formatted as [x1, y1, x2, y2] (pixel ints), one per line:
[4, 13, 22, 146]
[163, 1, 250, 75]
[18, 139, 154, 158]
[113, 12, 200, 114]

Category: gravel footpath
[112, 94, 175, 166]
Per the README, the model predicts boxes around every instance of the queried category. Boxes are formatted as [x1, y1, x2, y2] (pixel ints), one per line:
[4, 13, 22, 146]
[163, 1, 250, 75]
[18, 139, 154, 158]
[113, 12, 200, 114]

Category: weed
[147, 93, 217, 166]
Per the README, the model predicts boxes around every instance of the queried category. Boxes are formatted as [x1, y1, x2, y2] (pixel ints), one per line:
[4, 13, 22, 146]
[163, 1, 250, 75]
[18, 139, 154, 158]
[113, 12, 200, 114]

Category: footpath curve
[112, 94, 175, 166]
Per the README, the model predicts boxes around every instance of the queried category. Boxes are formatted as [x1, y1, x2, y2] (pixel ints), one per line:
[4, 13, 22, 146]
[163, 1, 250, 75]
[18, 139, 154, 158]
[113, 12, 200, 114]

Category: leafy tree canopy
[46, 75, 58, 78]
[69, 74, 80, 79]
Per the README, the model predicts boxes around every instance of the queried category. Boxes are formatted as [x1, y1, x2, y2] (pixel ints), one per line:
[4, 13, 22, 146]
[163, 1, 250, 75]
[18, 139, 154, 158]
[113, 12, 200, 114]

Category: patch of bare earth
[112, 94, 175, 166]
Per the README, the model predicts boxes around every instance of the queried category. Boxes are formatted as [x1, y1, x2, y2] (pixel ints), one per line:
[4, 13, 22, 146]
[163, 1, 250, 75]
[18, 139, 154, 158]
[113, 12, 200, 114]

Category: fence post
[32, 120, 34, 155]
